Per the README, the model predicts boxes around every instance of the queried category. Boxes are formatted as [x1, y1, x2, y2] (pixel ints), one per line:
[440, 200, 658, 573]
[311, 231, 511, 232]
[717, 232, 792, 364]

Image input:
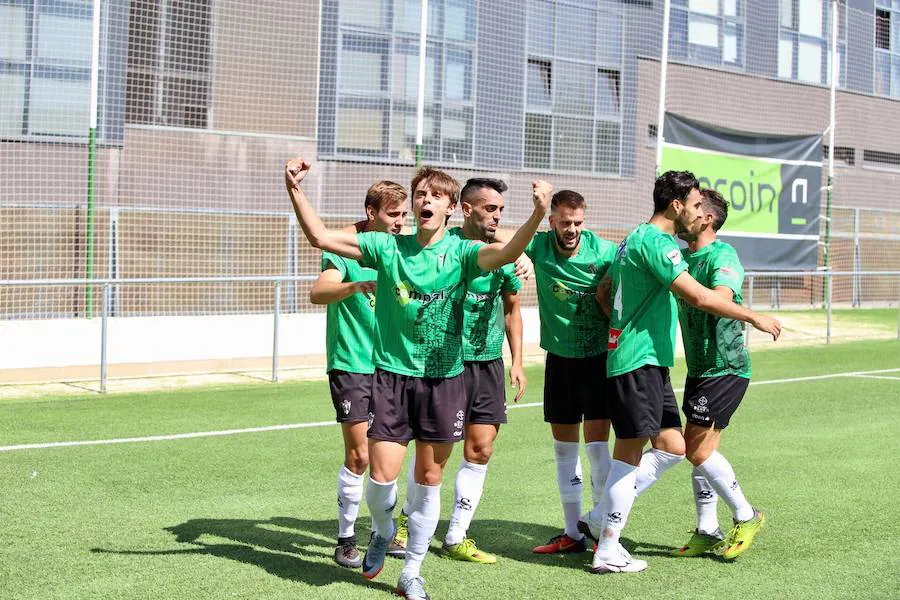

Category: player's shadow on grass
[91, 516, 395, 593]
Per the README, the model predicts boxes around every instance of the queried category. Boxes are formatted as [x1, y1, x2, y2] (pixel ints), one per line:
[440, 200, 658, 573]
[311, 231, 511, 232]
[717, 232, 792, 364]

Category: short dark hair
[653, 170, 700, 214]
[551, 190, 586, 211]
[700, 188, 729, 231]
[460, 178, 508, 204]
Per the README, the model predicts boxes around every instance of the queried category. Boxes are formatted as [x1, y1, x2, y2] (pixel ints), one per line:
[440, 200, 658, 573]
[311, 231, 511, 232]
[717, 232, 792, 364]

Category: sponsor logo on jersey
[666, 248, 682, 265]
[608, 327, 622, 350]
[466, 290, 499, 303]
[394, 280, 446, 306]
[551, 280, 592, 302]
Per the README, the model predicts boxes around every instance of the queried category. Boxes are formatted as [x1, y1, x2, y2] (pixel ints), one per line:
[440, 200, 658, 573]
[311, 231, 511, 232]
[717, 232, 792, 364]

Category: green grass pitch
[1, 339, 898, 599]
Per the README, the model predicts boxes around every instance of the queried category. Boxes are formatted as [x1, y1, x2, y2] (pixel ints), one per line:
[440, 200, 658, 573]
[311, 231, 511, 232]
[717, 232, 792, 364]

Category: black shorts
[682, 375, 750, 429]
[543, 352, 611, 425]
[464, 359, 507, 425]
[328, 370, 373, 423]
[368, 369, 467, 443]
[608, 365, 682, 439]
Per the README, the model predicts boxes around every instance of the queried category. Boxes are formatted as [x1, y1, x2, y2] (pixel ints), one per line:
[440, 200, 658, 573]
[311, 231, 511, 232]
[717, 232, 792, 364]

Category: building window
[874, 0, 900, 97]
[126, 0, 212, 128]
[0, 0, 95, 138]
[334, 0, 475, 164]
[524, 0, 623, 175]
[778, 0, 846, 86]
[669, 0, 745, 69]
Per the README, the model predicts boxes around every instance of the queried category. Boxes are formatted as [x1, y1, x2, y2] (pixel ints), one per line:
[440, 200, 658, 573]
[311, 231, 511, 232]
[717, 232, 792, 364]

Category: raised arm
[503, 291, 527, 402]
[670, 272, 781, 340]
[285, 158, 363, 260]
[310, 267, 376, 305]
[476, 181, 552, 273]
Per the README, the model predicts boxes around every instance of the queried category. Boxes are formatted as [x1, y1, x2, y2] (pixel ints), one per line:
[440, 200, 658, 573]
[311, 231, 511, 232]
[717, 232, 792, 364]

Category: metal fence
[1, 272, 897, 393]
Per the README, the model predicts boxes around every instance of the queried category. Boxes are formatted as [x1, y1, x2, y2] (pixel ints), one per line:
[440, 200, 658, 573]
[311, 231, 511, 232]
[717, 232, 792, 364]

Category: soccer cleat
[441, 538, 497, 564]
[334, 535, 362, 569]
[669, 529, 725, 557]
[396, 573, 431, 600]
[577, 512, 604, 544]
[387, 511, 408, 559]
[721, 509, 765, 560]
[591, 543, 648, 574]
[532, 533, 588, 554]
[362, 529, 393, 580]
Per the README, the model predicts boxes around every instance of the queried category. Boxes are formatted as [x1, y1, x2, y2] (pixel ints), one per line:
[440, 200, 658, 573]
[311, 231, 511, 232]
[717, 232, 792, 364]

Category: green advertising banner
[661, 113, 822, 270]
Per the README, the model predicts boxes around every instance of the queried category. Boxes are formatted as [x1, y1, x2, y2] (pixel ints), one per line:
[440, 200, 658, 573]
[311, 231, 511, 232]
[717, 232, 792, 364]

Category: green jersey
[322, 252, 377, 374]
[524, 230, 617, 358]
[677, 240, 751, 379]
[357, 230, 484, 378]
[607, 223, 688, 377]
[448, 228, 521, 362]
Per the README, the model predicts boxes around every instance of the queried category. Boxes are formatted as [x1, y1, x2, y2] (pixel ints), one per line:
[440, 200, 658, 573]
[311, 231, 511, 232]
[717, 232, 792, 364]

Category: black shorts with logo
[682, 375, 750, 429]
[328, 370, 374, 423]
[608, 365, 682, 439]
[464, 358, 507, 425]
[543, 352, 611, 424]
[368, 368, 467, 443]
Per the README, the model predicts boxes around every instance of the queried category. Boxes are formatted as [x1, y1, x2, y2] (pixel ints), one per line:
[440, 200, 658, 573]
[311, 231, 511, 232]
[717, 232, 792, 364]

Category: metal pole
[826, 272, 833, 344]
[85, 0, 102, 318]
[415, 0, 429, 166]
[100, 283, 109, 393]
[822, 0, 838, 307]
[272, 281, 281, 383]
[654, 0, 672, 175]
[852, 207, 860, 307]
[745, 275, 754, 349]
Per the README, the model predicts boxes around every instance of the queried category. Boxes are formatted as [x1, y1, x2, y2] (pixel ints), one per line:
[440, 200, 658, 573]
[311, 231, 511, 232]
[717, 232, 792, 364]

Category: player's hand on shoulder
[532, 180, 552, 211]
[514, 254, 534, 280]
[284, 157, 311, 190]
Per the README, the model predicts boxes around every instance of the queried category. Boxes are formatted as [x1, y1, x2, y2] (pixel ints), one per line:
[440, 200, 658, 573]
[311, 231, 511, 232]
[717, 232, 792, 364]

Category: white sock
[554, 440, 584, 540]
[401, 482, 441, 579]
[585, 441, 611, 507]
[337, 466, 364, 538]
[634, 448, 684, 496]
[402, 450, 416, 516]
[445, 460, 487, 546]
[695, 451, 754, 522]
[365, 476, 397, 539]
[692, 468, 720, 534]
[597, 459, 637, 553]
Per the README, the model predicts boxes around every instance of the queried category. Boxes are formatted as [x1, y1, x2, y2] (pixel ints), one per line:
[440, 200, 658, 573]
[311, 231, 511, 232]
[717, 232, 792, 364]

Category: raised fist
[284, 158, 311, 189]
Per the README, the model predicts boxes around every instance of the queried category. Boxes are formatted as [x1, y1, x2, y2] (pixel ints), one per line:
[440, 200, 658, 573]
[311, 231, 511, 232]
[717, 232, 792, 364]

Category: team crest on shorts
[367, 411, 375, 430]
[341, 398, 351, 415]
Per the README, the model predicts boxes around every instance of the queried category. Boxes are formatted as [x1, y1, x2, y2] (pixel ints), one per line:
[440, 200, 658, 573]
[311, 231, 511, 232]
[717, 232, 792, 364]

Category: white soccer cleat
[590, 543, 647, 574]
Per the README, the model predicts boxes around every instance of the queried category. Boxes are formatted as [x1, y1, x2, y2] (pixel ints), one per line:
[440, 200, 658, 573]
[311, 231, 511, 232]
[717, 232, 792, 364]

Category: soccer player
[586, 170, 780, 574]
[440, 177, 526, 563]
[522, 190, 618, 555]
[669, 188, 764, 560]
[285, 158, 551, 600]
[310, 181, 409, 569]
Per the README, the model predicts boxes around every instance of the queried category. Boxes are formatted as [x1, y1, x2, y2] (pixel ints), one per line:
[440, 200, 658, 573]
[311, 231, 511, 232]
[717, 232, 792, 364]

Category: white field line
[846, 374, 900, 381]
[2, 367, 898, 453]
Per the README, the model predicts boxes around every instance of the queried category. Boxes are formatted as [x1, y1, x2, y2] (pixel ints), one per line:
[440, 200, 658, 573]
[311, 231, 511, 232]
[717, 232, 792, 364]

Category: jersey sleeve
[523, 232, 539, 260]
[642, 232, 688, 287]
[461, 238, 486, 277]
[356, 231, 392, 269]
[710, 248, 745, 295]
[500, 263, 522, 293]
[320, 251, 347, 277]
[596, 239, 617, 280]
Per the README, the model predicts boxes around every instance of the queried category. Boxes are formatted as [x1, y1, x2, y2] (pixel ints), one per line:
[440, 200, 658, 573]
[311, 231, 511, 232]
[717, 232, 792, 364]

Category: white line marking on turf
[2, 366, 899, 453]
[846, 374, 900, 381]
